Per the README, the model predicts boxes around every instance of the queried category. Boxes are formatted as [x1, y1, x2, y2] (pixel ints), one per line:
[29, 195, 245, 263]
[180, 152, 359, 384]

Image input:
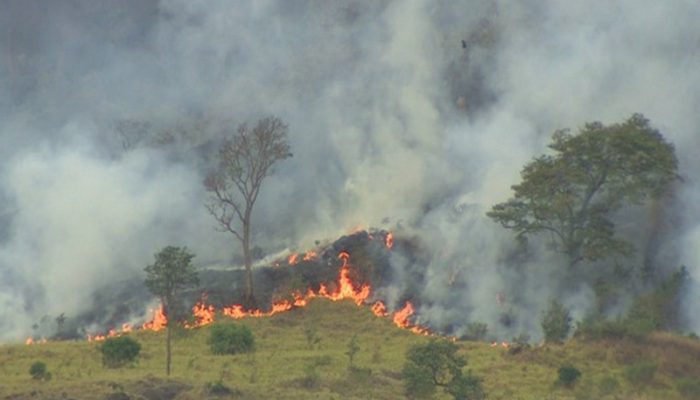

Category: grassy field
[1, 298, 699, 399]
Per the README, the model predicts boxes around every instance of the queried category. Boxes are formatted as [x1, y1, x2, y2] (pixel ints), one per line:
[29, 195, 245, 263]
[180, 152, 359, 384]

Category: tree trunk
[166, 324, 172, 376]
[242, 212, 255, 308]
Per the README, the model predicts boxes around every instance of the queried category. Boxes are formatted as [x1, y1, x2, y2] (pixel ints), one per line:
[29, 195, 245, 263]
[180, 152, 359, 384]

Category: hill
[1, 298, 700, 400]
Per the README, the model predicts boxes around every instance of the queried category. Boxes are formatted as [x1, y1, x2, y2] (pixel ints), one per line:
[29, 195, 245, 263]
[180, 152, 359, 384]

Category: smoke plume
[1, 0, 699, 341]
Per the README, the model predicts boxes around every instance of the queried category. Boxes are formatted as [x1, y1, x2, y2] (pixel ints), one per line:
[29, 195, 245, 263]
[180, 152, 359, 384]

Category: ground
[1, 299, 699, 399]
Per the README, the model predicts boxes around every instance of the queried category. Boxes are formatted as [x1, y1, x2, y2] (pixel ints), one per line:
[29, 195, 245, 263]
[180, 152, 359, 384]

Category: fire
[338, 251, 350, 267]
[86, 250, 434, 342]
[142, 305, 167, 331]
[302, 251, 317, 261]
[185, 301, 216, 328]
[371, 301, 388, 317]
[25, 337, 33, 345]
[392, 301, 430, 335]
[288, 253, 299, 265]
[385, 232, 394, 249]
[393, 302, 415, 328]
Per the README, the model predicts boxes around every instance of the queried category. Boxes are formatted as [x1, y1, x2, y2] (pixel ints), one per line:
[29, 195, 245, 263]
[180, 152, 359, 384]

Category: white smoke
[1, 0, 699, 341]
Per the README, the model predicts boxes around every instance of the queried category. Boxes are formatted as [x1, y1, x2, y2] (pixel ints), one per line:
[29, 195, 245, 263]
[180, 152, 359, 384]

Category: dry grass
[1, 299, 698, 399]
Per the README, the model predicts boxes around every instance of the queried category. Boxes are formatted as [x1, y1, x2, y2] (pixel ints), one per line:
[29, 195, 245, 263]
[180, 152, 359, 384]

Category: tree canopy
[205, 116, 292, 306]
[487, 114, 677, 266]
[144, 245, 199, 375]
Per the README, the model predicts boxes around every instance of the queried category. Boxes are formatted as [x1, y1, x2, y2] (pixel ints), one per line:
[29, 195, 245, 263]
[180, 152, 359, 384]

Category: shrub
[100, 336, 141, 368]
[542, 300, 572, 343]
[464, 322, 488, 341]
[402, 340, 485, 400]
[209, 323, 254, 355]
[205, 380, 233, 395]
[556, 364, 581, 388]
[626, 360, 657, 386]
[676, 377, 700, 399]
[29, 361, 51, 381]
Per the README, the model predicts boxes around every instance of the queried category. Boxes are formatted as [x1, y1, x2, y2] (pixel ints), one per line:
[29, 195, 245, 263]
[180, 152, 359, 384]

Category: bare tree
[205, 116, 292, 306]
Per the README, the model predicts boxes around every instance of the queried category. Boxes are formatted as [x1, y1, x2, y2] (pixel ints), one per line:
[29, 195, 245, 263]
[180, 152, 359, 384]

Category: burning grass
[2, 299, 699, 399]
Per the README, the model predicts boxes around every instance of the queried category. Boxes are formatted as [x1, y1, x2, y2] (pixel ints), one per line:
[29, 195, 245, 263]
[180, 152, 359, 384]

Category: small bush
[100, 336, 141, 368]
[209, 323, 254, 355]
[676, 377, 700, 399]
[205, 380, 233, 395]
[542, 300, 572, 343]
[626, 360, 657, 386]
[29, 361, 51, 381]
[556, 365, 581, 388]
[464, 322, 488, 341]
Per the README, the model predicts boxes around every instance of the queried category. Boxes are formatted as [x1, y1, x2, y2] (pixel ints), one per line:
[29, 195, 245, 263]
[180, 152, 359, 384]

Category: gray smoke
[1, 0, 699, 341]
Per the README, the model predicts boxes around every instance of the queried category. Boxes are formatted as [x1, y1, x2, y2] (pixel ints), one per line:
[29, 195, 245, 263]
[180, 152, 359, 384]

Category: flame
[288, 253, 299, 265]
[371, 301, 388, 317]
[393, 302, 415, 328]
[142, 305, 167, 331]
[302, 251, 317, 261]
[185, 301, 216, 328]
[385, 232, 394, 249]
[25, 337, 33, 345]
[222, 259, 371, 317]
[81, 250, 433, 342]
[392, 301, 430, 335]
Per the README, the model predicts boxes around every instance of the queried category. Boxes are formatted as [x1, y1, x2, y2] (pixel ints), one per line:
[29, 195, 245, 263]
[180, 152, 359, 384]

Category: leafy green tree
[402, 340, 485, 400]
[144, 246, 199, 376]
[487, 114, 677, 266]
[541, 300, 572, 343]
[205, 116, 292, 306]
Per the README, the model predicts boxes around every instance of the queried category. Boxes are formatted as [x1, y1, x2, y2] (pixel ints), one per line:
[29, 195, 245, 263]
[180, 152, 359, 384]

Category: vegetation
[626, 360, 658, 387]
[29, 361, 51, 381]
[556, 364, 581, 388]
[402, 339, 485, 400]
[205, 116, 292, 307]
[464, 322, 488, 341]
[100, 336, 141, 368]
[2, 299, 700, 399]
[208, 323, 255, 355]
[487, 114, 678, 266]
[144, 246, 199, 376]
[541, 300, 572, 344]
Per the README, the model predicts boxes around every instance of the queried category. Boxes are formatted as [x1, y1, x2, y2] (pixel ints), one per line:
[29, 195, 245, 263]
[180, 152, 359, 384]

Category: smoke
[1, 0, 699, 341]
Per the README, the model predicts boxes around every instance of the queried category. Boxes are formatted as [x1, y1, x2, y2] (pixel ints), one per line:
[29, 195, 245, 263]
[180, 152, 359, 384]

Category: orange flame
[288, 253, 299, 265]
[25, 337, 33, 345]
[302, 251, 317, 261]
[142, 304, 167, 331]
[371, 301, 388, 317]
[185, 301, 216, 328]
[85, 250, 433, 342]
[392, 301, 430, 335]
[385, 232, 394, 249]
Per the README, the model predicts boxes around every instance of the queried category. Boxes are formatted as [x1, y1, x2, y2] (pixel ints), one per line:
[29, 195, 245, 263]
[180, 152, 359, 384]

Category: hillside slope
[1, 299, 699, 399]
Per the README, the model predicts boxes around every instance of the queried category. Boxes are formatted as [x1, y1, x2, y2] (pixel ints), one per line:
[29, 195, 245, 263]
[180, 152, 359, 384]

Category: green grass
[1, 299, 699, 399]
